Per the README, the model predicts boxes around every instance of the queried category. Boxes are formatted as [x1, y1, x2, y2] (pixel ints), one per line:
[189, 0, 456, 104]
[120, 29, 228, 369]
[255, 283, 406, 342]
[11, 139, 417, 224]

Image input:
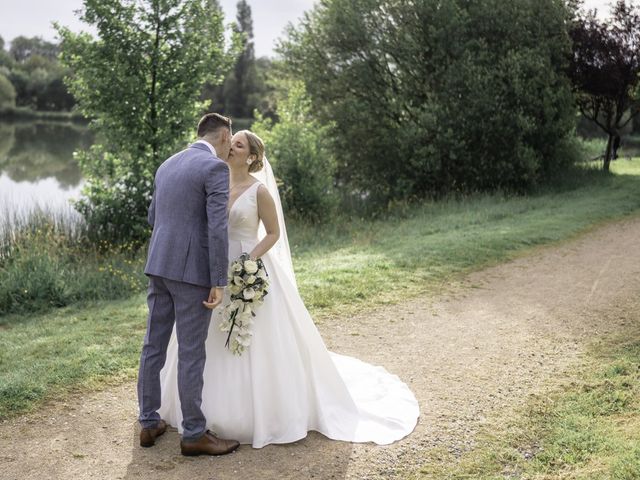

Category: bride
[159, 130, 419, 448]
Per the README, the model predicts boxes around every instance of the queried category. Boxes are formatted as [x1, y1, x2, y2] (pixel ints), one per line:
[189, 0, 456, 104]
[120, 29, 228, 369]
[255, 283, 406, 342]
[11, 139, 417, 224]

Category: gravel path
[1, 217, 639, 480]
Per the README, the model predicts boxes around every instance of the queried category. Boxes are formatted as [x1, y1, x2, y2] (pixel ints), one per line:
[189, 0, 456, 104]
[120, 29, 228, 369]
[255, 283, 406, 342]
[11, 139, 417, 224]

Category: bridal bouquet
[220, 253, 269, 355]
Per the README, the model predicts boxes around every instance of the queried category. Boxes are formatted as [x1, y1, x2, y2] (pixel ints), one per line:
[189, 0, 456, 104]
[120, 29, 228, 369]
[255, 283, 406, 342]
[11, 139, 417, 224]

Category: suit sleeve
[205, 161, 230, 287]
[147, 181, 156, 227]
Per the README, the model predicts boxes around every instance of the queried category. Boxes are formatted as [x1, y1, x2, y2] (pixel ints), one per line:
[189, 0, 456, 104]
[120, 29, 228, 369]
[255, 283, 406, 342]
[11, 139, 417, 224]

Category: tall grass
[0, 202, 146, 316]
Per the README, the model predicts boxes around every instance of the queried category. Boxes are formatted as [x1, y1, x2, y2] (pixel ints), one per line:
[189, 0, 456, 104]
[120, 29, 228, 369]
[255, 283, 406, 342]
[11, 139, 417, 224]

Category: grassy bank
[290, 159, 640, 317]
[415, 322, 640, 480]
[0, 205, 146, 316]
[1, 159, 640, 419]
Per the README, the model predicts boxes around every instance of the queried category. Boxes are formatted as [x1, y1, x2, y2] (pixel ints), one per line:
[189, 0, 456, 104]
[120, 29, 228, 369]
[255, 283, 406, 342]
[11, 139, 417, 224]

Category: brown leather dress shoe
[139, 420, 167, 447]
[180, 430, 240, 456]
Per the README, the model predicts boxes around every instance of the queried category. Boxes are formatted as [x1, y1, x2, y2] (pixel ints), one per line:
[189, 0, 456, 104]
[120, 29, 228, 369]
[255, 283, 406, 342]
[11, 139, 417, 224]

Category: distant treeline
[0, 20, 274, 122]
[0, 36, 74, 112]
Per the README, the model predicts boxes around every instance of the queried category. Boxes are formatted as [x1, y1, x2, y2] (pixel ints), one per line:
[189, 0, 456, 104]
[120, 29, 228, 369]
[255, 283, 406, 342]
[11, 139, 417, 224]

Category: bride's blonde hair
[239, 130, 265, 173]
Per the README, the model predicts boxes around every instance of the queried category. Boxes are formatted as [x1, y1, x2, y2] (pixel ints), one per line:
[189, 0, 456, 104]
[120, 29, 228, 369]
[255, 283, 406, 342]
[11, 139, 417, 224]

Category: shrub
[252, 82, 337, 222]
[281, 0, 579, 205]
[0, 208, 146, 316]
[0, 73, 16, 110]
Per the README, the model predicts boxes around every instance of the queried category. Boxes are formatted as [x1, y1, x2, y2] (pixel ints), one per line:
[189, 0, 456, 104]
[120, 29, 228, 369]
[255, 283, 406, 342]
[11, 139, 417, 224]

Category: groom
[137, 113, 240, 456]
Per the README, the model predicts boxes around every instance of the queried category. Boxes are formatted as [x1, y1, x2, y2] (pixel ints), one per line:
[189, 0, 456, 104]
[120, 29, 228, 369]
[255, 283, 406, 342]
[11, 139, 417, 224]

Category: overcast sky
[0, 0, 615, 58]
[0, 0, 316, 58]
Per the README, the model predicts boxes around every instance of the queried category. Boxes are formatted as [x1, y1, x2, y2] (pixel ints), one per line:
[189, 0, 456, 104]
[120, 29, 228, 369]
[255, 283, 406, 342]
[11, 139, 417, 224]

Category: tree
[0, 74, 16, 110]
[252, 81, 337, 221]
[207, 0, 258, 118]
[568, 1, 640, 170]
[9, 36, 59, 62]
[230, 0, 257, 118]
[57, 0, 237, 244]
[280, 0, 577, 204]
[0, 36, 74, 111]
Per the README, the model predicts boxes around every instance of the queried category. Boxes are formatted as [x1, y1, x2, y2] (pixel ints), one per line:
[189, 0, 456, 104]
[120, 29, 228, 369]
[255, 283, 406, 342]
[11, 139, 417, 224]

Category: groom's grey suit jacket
[144, 143, 229, 288]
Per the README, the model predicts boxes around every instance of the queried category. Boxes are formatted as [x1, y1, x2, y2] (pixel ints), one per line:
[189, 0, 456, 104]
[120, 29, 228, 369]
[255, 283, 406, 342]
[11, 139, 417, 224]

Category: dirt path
[2, 217, 640, 480]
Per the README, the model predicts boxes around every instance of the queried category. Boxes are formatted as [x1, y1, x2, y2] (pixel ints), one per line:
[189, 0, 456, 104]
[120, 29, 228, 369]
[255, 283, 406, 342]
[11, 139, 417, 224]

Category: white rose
[232, 262, 243, 273]
[257, 269, 267, 280]
[245, 275, 256, 285]
[231, 341, 243, 355]
[238, 327, 252, 337]
[229, 284, 242, 295]
[244, 260, 258, 274]
[243, 288, 256, 300]
[233, 275, 244, 286]
[231, 299, 243, 310]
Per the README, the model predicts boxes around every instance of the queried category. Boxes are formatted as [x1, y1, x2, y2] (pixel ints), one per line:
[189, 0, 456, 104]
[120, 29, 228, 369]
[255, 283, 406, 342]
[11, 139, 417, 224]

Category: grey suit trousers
[137, 275, 212, 441]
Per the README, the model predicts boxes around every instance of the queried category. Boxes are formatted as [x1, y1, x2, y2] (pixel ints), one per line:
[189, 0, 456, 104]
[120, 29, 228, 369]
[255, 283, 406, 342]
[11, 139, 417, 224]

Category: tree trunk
[633, 116, 640, 135]
[603, 133, 613, 172]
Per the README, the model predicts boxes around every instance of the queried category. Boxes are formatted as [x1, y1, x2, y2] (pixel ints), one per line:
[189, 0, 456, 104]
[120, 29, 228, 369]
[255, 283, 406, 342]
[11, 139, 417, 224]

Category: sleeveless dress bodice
[228, 181, 261, 244]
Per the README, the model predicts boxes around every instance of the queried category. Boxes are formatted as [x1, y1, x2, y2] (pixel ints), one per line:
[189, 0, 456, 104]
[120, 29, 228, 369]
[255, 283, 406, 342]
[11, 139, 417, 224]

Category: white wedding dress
[158, 163, 419, 448]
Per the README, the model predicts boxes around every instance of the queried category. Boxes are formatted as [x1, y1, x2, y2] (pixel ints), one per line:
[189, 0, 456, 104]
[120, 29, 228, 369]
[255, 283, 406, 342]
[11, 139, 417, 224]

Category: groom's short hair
[197, 113, 232, 137]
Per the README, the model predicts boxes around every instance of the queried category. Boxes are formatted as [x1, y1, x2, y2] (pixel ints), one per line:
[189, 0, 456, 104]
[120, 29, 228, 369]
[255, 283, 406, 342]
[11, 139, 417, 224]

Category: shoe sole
[181, 443, 240, 456]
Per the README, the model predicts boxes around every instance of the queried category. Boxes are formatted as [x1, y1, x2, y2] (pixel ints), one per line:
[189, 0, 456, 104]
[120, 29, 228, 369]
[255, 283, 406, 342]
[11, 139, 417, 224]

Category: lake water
[0, 120, 92, 219]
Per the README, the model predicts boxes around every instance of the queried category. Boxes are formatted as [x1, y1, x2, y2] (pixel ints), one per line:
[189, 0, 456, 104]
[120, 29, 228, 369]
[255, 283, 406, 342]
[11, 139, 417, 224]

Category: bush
[252, 82, 337, 222]
[281, 0, 579, 205]
[0, 73, 16, 110]
[0, 208, 146, 316]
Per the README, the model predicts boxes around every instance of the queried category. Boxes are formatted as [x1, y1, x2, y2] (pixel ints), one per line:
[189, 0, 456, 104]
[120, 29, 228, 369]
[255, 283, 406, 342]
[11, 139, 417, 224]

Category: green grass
[0, 296, 147, 419]
[1, 159, 640, 419]
[290, 159, 640, 318]
[414, 324, 640, 480]
[0, 205, 147, 315]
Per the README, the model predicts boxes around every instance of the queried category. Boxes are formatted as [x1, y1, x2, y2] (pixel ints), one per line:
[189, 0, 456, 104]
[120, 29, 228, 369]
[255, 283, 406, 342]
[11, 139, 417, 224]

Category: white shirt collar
[194, 139, 217, 157]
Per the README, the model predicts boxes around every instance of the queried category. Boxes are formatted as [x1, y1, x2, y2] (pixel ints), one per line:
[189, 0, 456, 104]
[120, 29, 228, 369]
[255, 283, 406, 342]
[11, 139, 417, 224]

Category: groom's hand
[203, 287, 224, 309]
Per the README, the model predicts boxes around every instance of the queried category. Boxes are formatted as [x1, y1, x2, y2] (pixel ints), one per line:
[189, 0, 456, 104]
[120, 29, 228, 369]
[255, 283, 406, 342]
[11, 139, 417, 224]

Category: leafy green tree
[280, 0, 578, 204]
[7, 69, 29, 106]
[0, 74, 16, 109]
[569, 1, 640, 170]
[252, 81, 337, 221]
[205, 0, 260, 119]
[0, 35, 11, 69]
[56, 0, 237, 244]
[0, 36, 73, 111]
[227, 0, 257, 118]
[9, 36, 59, 62]
[250, 57, 277, 120]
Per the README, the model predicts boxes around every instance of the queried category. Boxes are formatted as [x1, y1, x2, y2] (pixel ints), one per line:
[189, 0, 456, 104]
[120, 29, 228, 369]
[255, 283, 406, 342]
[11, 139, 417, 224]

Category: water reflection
[0, 120, 92, 188]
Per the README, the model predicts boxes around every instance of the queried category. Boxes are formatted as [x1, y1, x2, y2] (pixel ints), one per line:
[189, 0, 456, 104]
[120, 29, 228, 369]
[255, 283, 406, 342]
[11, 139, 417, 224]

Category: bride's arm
[249, 184, 280, 260]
